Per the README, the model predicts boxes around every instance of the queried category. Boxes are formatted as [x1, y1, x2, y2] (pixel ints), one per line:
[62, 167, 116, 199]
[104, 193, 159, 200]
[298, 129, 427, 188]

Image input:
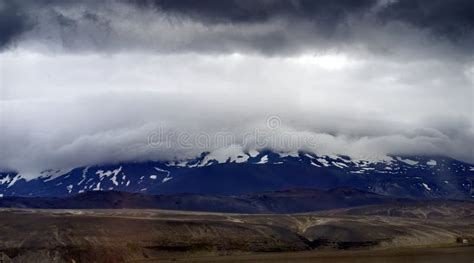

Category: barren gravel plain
[0, 203, 473, 262]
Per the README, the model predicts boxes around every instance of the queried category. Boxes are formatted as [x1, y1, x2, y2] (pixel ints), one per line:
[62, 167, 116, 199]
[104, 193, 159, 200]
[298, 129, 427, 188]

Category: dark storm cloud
[130, 0, 474, 38]
[129, 0, 375, 25]
[0, 0, 33, 48]
[128, 0, 474, 51]
[1, 0, 473, 55]
[379, 0, 474, 41]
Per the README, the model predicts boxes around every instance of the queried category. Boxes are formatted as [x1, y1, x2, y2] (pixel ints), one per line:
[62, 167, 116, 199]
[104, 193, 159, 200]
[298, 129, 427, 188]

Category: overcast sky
[0, 0, 473, 174]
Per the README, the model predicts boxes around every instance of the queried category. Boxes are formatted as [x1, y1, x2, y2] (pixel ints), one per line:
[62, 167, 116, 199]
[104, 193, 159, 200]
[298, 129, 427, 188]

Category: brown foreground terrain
[0, 202, 473, 262]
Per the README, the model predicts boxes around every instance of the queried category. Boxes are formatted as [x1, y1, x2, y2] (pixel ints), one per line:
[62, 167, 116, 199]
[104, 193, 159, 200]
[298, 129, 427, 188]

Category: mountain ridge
[1, 150, 473, 199]
[0, 187, 421, 213]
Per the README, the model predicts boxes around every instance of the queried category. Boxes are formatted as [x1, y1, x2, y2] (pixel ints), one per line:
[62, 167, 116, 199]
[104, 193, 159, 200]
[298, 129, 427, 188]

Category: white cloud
[1, 49, 473, 175]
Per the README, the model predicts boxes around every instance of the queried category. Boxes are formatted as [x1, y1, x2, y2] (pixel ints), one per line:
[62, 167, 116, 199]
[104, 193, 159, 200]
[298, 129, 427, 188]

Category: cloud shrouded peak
[0, 0, 473, 174]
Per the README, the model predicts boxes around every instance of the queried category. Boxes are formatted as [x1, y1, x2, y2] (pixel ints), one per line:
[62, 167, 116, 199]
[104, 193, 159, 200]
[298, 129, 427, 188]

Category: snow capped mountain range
[1, 150, 473, 199]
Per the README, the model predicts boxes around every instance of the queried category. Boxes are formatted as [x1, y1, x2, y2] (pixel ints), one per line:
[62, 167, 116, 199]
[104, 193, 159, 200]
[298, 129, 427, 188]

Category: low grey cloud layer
[0, 0, 473, 174]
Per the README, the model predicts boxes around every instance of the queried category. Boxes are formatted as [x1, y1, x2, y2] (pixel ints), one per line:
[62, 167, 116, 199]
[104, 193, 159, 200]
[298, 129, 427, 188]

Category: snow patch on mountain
[396, 157, 419, 166]
[248, 150, 259, 157]
[92, 182, 101, 191]
[67, 184, 73, 193]
[349, 155, 394, 166]
[96, 167, 122, 178]
[162, 177, 173, 183]
[41, 169, 73, 182]
[317, 158, 330, 167]
[279, 152, 299, 158]
[256, 155, 269, 164]
[421, 183, 431, 191]
[167, 160, 188, 167]
[0, 175, 12, 185]
[332, 161, 349, 168]
[154, 167, 172, 183]
[154, 167, 170, 177]
[200, 145, 249, 166]
[8, 174, 22, 188]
